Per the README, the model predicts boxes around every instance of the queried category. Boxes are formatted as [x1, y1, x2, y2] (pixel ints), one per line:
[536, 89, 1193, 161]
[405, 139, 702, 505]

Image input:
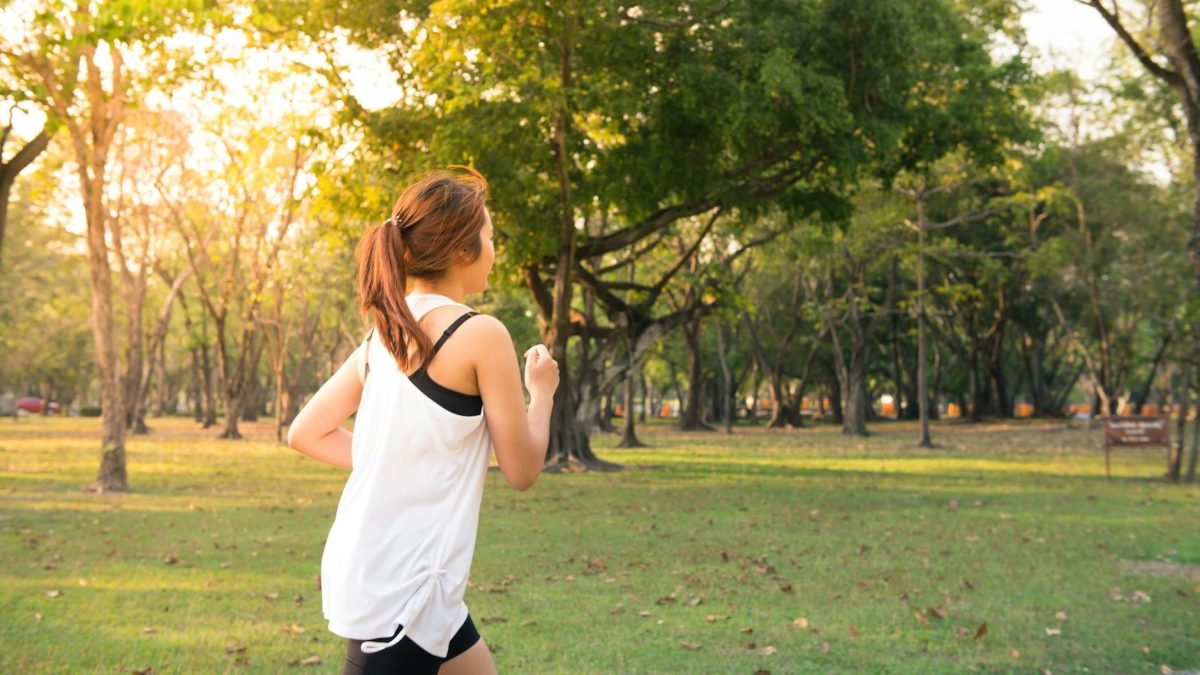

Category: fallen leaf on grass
[679, 641, 702, 651]
[638, 610, 651, 617]
[928, 604, 947, 619]
[521, 619, 536, 628]
[44, 590, 61, 598]
[163, 555, 178, 565]
[913, 611, 930, 626]
[225, 643, 246, 654]
[264, 592, 279, 601]
[974, 623, 988, 641]
[1110, 587, 1152, 603]
[300, 656, 321, 666]
[129, 668, 156, 675]
[281, 623, 304, 634]
[705, 614, 728, 622]
[759, 646, 778, 656]
[1054, 611, 1067, 621]
[820, 640, 829, 654]
[1143, 646, 1151, 655]
[1044, 628, 1061, 636]
[34, 612, 43, 621]
[792, 617, 808, 629]
[1011, 649, 1020, 658]
[686, 597, 703, 606]
[740, 627, 753, 635]
[847, 624, 859, 637]
[142, 627, 156, 634]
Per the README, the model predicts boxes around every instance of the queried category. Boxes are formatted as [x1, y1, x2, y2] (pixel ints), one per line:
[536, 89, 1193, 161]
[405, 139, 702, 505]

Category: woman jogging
[287, 167, 558, 674]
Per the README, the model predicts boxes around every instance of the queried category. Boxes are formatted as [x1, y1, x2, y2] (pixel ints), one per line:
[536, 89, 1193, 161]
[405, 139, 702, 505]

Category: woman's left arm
[286, 347, 364, 469]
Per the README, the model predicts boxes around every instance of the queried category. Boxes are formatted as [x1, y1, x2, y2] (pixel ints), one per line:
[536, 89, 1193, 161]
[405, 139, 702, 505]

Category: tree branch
[1081, 0, 1181, 86]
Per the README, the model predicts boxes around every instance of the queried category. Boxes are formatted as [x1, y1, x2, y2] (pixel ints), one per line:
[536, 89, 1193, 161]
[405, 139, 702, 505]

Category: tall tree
[317, 0, 1021, 467]
[1085, 0, 1200, 283]
[1, 0, 212, 490]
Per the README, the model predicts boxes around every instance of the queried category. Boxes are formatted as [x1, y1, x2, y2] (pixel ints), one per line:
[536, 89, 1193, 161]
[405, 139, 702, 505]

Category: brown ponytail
[355, 166, 489, 372]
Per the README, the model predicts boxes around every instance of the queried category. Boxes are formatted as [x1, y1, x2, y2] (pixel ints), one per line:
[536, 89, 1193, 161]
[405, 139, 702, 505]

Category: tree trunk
[189, 346, 202, 422]
[1146, 0, 1200, 279]
[156, 330, 173, 415]
[87, 224, 128, 490]
[747, 363, 760, 425]
[843, 352, 870, 436]
[766, 370, 788, 428]
[0, 128, 51, 273]
[201, 330, 217, 428]
[73, 111, 128, 491]
[679, 315, 713, 431]
[715, 319, 734, 434]
[969, 357, 984, 422]
[639, 373, 648, 423]
[829, 376, 844, 424]
[617, 357, 646, 448]
[930, 344, 943, 421]
[1186, 383, 1199, 482]
[1170, 354, 1190, 482]
[1133, 335, 1172, 414]
[242, 372, 260, 422]
[916, 198, 932, 447]
[221, 392, 243, 439]
[890, 298, 904, 420]
[598, 390, 617, 433]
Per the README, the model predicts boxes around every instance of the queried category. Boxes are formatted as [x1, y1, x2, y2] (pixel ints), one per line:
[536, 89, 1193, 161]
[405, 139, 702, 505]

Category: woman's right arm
[471, 316, 558, 490]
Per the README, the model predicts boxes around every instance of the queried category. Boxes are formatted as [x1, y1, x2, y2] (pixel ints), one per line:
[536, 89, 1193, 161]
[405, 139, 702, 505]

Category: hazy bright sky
[1023, 0, 1116, 81]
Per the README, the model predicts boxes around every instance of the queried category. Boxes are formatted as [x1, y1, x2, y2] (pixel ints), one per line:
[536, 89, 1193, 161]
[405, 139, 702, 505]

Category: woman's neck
[407, 279, 466, 303]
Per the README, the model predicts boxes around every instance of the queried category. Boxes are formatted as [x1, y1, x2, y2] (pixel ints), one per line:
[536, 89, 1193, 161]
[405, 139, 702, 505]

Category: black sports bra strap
[363, 328, 375, 378]
[418, 311, 479, 372]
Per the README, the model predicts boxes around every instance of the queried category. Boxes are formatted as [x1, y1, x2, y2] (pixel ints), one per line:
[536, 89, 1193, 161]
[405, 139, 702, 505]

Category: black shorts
[341, 615, 481, 675]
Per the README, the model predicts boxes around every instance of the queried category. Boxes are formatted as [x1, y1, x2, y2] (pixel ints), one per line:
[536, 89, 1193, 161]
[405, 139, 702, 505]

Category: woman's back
[323, 294, 492, 657]
[287, 167, 559, 672]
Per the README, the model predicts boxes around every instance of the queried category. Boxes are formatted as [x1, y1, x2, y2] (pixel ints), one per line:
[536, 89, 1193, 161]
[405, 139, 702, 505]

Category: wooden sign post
[1102, 416, 1170, 482]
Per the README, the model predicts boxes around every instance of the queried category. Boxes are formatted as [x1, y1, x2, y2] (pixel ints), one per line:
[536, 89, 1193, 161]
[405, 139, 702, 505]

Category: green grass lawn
[1, 415, 1197, 674]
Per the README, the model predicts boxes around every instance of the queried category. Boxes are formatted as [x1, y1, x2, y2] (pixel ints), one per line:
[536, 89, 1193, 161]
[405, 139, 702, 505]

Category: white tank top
[321, 294, 493, 657]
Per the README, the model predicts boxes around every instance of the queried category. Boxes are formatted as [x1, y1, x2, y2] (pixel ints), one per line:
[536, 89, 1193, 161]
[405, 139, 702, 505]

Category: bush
[79, 406, 102, 417]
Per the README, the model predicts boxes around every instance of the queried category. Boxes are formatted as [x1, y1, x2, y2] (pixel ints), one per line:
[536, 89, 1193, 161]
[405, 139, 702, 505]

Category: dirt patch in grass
[1119, 559, 1200, 581]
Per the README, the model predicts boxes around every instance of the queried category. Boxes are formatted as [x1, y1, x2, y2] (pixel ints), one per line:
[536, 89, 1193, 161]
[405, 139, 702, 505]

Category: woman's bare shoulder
[459, 312, 512, 346]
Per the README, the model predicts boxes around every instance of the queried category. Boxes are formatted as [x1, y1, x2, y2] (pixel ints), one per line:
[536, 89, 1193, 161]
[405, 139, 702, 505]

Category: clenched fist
[523, 344, 559, 399]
